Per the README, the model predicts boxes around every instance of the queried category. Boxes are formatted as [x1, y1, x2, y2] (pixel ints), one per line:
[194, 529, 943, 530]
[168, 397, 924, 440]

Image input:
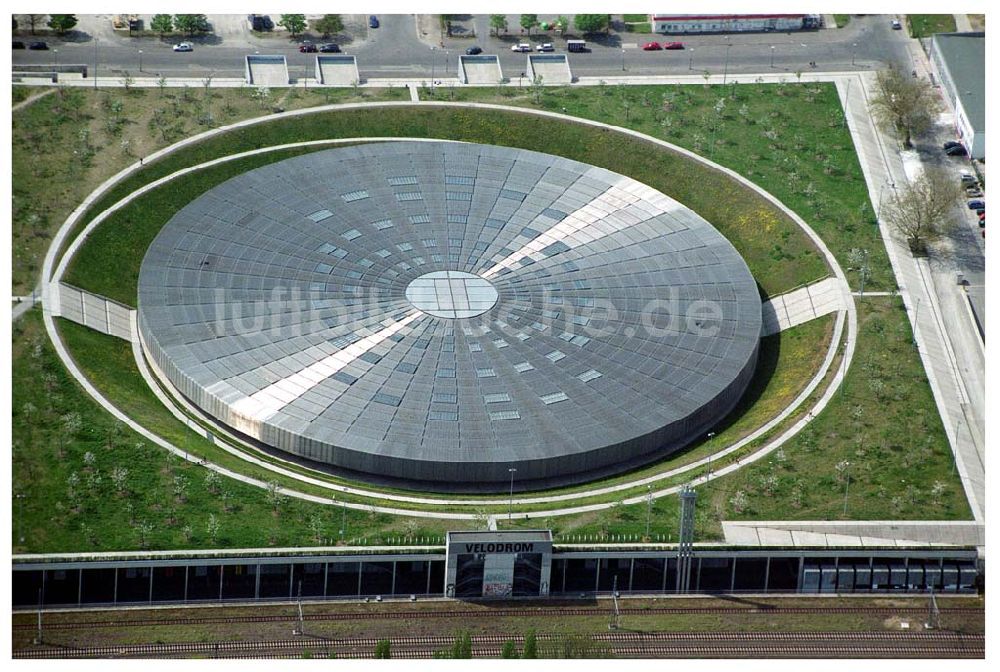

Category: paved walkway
[761, 277, 845, 336]
[722, 520, 984, 548]
[954, 14, 974, 32]
[837, 71, 984, 522]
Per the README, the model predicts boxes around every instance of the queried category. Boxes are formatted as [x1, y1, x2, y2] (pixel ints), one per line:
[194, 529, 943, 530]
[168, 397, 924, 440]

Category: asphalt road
[12, 14, 915, 81]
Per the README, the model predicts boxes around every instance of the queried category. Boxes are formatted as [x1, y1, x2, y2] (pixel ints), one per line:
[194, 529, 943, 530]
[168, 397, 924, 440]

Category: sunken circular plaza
[137, 142, 762, 490]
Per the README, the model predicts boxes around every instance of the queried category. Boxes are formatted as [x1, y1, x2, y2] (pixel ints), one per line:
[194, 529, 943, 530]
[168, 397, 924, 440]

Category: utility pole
[292, 581, 304, 636]
[722, 41, 732, 85]
[94, 38, 98, 89]
[609, 575, 621, 629]
[16, 493, 26, 544]
[677, 485, 697, 593]
[843, 461, 851, 516]
[925, 587, 941, 629]
[35, 588, 43, 645]
[644, 485, 653, 539]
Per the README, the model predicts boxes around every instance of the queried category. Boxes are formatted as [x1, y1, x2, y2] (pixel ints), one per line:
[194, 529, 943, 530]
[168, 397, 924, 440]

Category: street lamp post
[722, 43, 732, 85]
[138, 49, 143, 73]
[852, 43, 857, 67]
[15, 493, 26, 544]
[644, 485, 653, 539]
[707, 431, 716, 479]
[843, 461, 851, 516]
[445, 50, 449, 74]
[94, 38, 98, 89]
[507, 467, 517, 522]
[688, 47, 694, 71]
[621, 47, 625, 72]
[770, 45, 775, 68]
[53, 48, 58, 71]
[430, 46, 436, 87]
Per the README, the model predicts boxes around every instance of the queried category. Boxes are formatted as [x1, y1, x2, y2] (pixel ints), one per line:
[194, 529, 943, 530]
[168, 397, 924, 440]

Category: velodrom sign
[463, 542, 535, 554]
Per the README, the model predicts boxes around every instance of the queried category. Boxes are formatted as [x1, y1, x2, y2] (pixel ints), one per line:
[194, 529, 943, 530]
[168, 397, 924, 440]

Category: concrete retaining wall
[57, 283, 134, 341]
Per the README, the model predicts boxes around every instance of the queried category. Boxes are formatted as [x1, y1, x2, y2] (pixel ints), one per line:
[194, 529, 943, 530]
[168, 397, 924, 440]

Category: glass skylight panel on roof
[469, 342, 483, 352]
[432, 392, 458, 403]
[307, 209, 334, 222]
[342, 229, 362, 241]
[446, 175, 475, 185]
[489, 410, 521, 421]
[577, 369, 602, 382]
[545, 350, 566, 362]
[429, 410, 458, 421]
[396, 192, 423, 202]
[513, 362, 534, 372]
[387, 176, 418, 186]
[484, 393, 512, 404]
[341, 190, 369, 202]
[372, 219, 394, 230]
[446, 191, 473, 201]
[492, 339, 508, 349]
[540, 391, 569, 405]
[376, 249, 392, 258]
[372, 392, 401, 406]
[476, 368, 497, 378]
[409, 214, 431, 224]
[397, 242, 413, 252]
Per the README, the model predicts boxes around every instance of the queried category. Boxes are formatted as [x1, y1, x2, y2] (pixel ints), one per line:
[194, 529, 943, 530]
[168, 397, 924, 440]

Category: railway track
[11, 605, 984, 632]
[14, 631, 985, 659]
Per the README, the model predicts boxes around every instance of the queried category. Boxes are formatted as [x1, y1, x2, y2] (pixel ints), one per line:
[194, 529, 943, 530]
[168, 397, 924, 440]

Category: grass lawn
[623, 14, 648, 23]
[907, 14, 957, 38]
[63, 104, 828, 304]
[429, 84, 891, 292]
[11, 85, 408, 296]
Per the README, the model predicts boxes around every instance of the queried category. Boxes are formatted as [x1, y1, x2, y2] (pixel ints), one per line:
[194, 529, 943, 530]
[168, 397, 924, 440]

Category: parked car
[979, 215, 985, 228]
[319, 43, 341, 53]
[28, 41, 48, 50]
[945, 145, 968, 157]
[511, 43, 531, 52]
[967, 199, 985, 210]
[172, 42, 193, 52]
[465, 45, 482, 55]
[943, 140, 963, 150]
[536, 43, 554, 52]
[642, 41, 662, 51]
[663, 41, 685, 50]
[966, 187, 983, 198]
[976, 208, 985, 216]
[369, 16, 379, 29]
[891, 19, 902, 29]
[12, 41, 25, 49]
[960, 173, 978, 186]
[299, 42, 318, 53]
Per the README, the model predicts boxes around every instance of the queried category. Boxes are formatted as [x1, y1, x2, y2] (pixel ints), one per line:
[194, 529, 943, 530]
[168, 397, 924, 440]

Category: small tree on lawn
[881, 167, 962, 253]
[150, 14, 173, 37]
[489, 14, 508, 36]
[312, 14, 343, 38]
[174, 14, 210, 37]
[266, 480, 287, 514]
[207, 513, 221, 543]
[308, 512, 325, 543]
[204, 470, 221, 495]
[135, 519, 154, 549]
[869, 65, 940, 148]
[48, 14, 78, 35]
[520, 14, 538, 36]
[574, 14, 609, 34]
[279, 14, 307, 37]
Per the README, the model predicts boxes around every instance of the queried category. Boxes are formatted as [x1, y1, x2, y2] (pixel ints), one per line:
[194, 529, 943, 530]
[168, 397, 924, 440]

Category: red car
[299, 42, 318, 53]
[642, 42, 662, 51]
[663, 41, 684, 50]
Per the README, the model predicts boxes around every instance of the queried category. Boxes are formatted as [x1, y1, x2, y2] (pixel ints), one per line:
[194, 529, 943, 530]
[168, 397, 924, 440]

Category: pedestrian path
[761, 277, 845, 336]
[954, 14, 974, 32]
[722, 520, 984, 548]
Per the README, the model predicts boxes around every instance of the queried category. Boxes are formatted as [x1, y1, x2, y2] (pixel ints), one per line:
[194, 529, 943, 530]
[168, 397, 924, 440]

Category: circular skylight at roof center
[405, 270, 499, 319]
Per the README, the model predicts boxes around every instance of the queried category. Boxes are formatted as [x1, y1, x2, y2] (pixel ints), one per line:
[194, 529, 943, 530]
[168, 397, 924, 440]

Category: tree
[869, 66, 940, 148]
[881, 167, 962, 252]
[555, 16, 570, 33]
[207, 513, 221, 543]
[48, 14, 77, 35]
[374, 639, 392, 658]
[501, 640, 518, 658]
[266, 480, 287, 513]
[150, 14, 173, 37]
[520, 14, 538, 35]
[26, 14, 46, 35]
[279, 14, 307, 37]
[174, 14, 210, 36]
[522, 630, 538, 658]
[574, 14, 609, 34]
[489, 14, 507, 36]
[311, 14, 343, 38]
